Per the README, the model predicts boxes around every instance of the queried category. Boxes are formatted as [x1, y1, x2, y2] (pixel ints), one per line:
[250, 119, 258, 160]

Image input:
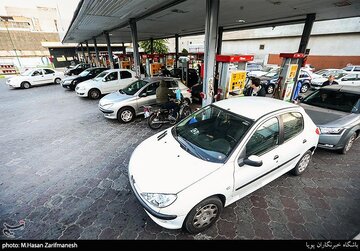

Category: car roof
[143, 76, 177, 82]
[321, 85, 360, 95]
[103, 69, 131, 73]
[213, 97, 298, 121]
[87, 67, 108, 71]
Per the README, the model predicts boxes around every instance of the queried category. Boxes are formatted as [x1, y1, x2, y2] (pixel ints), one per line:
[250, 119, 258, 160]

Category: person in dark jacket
[156, 80, 178, 118]
[244, 77, 266, 97]
[322, 75, 339, 87]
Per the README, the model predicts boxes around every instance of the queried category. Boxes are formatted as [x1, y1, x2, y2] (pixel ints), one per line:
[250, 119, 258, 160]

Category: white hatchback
[75, 69, 137, 99]
[128, 97, 319, 233]
[6, 68, 64, 89]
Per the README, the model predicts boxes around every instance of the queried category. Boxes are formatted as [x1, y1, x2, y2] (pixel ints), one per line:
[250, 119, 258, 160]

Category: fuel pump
[215, 55, 254, 100]
[273, 53, 306, 102]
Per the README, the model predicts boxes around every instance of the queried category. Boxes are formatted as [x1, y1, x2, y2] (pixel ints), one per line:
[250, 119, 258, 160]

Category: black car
[61, 67, 108, 90]
[64, 63, 91, 76]
[170, 68, 199, 88]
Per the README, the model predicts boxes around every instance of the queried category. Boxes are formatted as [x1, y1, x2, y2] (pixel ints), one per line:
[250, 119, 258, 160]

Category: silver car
[299, 85, 360, 154]
[98, 77, 192, 123]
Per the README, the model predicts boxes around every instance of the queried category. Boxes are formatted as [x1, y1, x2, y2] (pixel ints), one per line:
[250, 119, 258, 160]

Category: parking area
[0, 79, 359, 240]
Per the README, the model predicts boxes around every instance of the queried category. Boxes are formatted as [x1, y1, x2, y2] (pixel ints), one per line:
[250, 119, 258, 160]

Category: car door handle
[273, 155, 279, 160]
[303, 139, 307, 143]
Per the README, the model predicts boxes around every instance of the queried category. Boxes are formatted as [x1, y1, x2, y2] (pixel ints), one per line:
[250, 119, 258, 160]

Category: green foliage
[139, 39, 169, 54]
[181, 48, 189, 55]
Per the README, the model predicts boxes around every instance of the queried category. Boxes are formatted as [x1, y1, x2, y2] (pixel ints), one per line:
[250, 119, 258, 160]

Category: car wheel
[341, 132, 356, 154]
[88, 89, 101, 99]
[266, 85, 275, 94]
[292, 150, 312, 176]
[21, 82, 31, 89]
[117, 107, 135, 123]
[54, 78, 61, 84]
[300, 83, 309, 93]
[184, 196, 223, 234]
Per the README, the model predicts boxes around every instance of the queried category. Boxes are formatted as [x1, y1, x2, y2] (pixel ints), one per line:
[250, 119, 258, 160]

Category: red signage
[216, 54, 254, 63]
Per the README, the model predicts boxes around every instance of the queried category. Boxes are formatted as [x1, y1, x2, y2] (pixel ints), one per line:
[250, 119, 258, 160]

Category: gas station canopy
[63, 0, 360, 44]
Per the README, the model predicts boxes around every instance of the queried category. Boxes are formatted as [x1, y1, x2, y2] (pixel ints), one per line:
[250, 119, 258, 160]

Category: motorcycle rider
[156, 80, 179, 120]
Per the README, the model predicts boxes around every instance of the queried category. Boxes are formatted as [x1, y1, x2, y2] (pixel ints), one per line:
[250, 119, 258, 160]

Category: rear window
[120, 71, 132, 79]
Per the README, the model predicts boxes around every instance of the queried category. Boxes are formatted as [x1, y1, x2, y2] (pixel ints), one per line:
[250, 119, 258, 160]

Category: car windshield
[94, 72, 108, 81]
[302, 89, 360, 113]
[21, 69, 33, 76]
[79, 70, 90, 77]
[120, 80, 148, 95]
[173, 105, 253, 163]
[264, 70, 279, 77]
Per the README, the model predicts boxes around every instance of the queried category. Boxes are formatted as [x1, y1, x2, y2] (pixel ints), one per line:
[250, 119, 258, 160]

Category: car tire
[117, 107, 135, 123]
[54, 78, 61, 84]
[341, 132, 356, 154]
[21, 81, 31, 89]
[266, 84, 275, 94]
[184, 196, 223, 234]
[300, 83, 310, 93]
[88, 88, 101, 99]
[291, 150, 312, 176]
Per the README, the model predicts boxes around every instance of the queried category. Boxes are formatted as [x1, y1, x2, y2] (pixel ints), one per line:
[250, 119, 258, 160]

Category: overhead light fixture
[237, 19, 246, 23]
[171, 9, 188, 14]
[334, 0, 351, 7]
[109, 33, 113, 36]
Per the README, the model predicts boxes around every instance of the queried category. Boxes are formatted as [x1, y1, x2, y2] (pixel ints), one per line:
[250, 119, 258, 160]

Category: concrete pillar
[80, 43, 86, 63]
[104, 31, 115, 69]
[85, 41, 92, 66]
[93, 37, 100, 67]
[130, 18, 141, 78]
[202, 0, 219, 107]
[122, 42, 126, 55]
[175, 34, 179, 68]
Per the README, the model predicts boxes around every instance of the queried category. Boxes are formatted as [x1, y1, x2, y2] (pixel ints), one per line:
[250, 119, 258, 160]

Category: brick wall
[268, 54, 360, 70]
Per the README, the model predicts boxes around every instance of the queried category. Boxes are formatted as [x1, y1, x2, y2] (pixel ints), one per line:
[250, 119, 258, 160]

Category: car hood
[300, 103, 357, 126]
[100, 91, 135, 104]
[129, 129, 222, 194]
[77, 79, 97, 88]
[62, 76, 78, 82]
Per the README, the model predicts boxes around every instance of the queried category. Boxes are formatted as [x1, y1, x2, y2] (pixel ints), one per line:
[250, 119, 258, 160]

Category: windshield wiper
[177, 136, 206, 160]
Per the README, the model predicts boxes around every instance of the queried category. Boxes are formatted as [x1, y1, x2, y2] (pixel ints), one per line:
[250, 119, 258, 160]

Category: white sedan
[129, 97, 319, 233]
[75, 69, 137, 99]
[6, 68, 64, 89]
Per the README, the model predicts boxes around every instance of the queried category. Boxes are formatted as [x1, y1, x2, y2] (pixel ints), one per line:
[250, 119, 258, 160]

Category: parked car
[260, 69, 312, 94]
[61, 67, 108, 90]
[342, 65, 360, 72]
[170, 68, 199, 88]
[6, 68, 63, 89]
[64, 63, 91, 76]
[128, 97, 319, 233]
[299, 85, 360, 154]
[99, 77, 192, 123]
[311, 68, 346, 80]
[75, 69, 137, 99]
[311, 72, 360, 88]
[247, 65, 279, 78]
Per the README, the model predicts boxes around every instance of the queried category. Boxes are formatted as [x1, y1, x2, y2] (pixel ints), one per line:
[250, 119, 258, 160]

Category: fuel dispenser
[273, 53, 306, 102]
[142, 54, 165, 77]
[215, 55, 254, 100]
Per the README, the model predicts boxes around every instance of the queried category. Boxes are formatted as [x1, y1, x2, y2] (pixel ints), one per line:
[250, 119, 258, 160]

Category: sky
[0, 0, 80, 33]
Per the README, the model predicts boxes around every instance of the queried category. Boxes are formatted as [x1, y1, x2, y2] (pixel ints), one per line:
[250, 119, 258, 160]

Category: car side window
[143, 82, 159, 96]
[246, 117, 279, 156]
[343, 74, 357, 81]
[44, 69, 55, 74]
[32, 70, 42, 76]
[282, 113, 304, 142]
[105, 72, 118, 81]
[166, 80, 178, 88]
[120, 71, 132, 79]
[354, 67, 360, 72]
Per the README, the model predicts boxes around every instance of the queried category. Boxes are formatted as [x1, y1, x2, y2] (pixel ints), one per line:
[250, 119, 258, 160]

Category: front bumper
[99, 106, 117, 119]
[76, 89, 87, 97]
[61, 82, 74, 89]
[129, 175, 184, 230]
[317, 130, 348, 150]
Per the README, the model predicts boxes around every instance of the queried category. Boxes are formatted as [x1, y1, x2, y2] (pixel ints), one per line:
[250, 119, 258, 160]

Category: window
[122, 80, 148, 95]
[43, 69, 55, 74]
[105, 72, 118, 81]
[32, 70, 42, 76]
[282, 113, 304, 141]
[343, 66, 353, 71]
[343, 74, 357, 81]
[354, 67, 360, 72]
[120, 71, 132, 79]
[259, 44, 265, 50]
[166, 80, 178, 88]
[142, 82, 159, 96]
[246, 117, 279, 156]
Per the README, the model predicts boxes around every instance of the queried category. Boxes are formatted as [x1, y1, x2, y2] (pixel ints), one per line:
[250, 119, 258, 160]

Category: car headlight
[77, 86, 85, 91]
[140, 193, 177, 208]
[319, 127, 344, 134]
[260, 80, 268, 84]
[101, 103, 114, 109]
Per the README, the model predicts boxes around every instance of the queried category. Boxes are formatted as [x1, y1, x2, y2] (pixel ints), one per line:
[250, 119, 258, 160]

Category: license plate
[144, 111, 150, 118]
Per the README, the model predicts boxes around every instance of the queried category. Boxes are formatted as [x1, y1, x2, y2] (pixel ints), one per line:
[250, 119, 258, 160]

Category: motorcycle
[143, 99, 192, 130]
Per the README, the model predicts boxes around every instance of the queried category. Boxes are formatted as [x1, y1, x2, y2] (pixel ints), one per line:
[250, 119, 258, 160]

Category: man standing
[322, 75, 339, 87]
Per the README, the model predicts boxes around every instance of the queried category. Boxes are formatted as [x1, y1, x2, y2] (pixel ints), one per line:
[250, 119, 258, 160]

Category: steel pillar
[175, 34, 179, 68]
[85, 41, 91, 66]
[93, 37, 100, 67]
[130, 19, 141, 78]
[104, 31, 115, 69]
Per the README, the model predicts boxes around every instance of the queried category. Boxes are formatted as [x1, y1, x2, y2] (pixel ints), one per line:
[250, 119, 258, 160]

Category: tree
[139, 39, 169, 54]
[181, 48, 189, 55]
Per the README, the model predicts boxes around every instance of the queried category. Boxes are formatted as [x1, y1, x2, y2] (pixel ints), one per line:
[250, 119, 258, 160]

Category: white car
[99, 77, 192, 123]
[6, 68, 63, 89]
[75, 69, 137, 99]
[311, 72, 360, 88]
[128, 97, 319, 233]
[342, 65, 360, 72]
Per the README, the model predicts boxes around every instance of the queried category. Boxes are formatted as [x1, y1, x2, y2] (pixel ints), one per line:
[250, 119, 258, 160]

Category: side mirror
[243, 155, 263, 167]
[139, 92, 147, 97]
